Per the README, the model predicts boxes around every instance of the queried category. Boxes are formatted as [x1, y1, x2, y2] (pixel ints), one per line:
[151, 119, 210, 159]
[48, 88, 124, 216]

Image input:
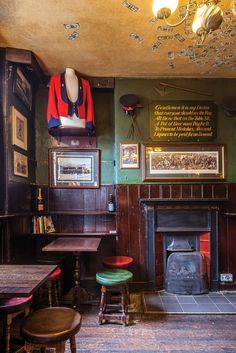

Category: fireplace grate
[165, 252, 208, 295]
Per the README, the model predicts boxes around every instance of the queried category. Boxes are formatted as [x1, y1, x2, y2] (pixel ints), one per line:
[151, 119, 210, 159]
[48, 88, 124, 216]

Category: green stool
[96, 269, 133, 326]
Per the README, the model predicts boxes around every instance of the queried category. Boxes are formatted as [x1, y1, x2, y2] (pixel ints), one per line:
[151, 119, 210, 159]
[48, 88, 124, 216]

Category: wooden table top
[42, 237, 101, 253]
[0, 264, 57, 298]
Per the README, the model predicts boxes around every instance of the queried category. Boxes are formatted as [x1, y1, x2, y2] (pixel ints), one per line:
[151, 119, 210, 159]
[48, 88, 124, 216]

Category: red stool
[102, 256, 134, 269]
[0, 295, 33, 353]
[47, 267, 62, 307]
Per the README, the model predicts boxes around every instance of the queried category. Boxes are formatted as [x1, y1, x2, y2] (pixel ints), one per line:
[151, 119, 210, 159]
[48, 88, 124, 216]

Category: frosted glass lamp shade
[152, 0, 179, 18]
[202, 4, 223, 32]
[231, 0, 236, 16]
[192, 4, 207, 34]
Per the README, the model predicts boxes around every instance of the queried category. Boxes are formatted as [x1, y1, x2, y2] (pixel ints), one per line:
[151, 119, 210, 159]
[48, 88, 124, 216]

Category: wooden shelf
[48, 126, 96, 137]
[33, 208, 117, 240]
[222, 213, 236, 217]
[0, 213, 34, 219]
[32, 232, 117, 237]
[43, 211, 117, 216]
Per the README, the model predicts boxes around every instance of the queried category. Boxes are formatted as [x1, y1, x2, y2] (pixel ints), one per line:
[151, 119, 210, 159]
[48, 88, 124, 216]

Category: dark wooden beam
[5, 47, 47, 85]
[88, 77, 114, 89]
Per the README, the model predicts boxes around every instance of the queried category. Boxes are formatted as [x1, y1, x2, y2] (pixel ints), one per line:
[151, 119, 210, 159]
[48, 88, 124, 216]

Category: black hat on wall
[119, 94, 140, 116]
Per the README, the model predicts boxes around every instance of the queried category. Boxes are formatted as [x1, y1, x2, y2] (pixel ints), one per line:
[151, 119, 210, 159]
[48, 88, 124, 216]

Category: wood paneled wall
[117, 183, 236, 289]
[0, 216, 35, 264]
[1, 183, 236, 292]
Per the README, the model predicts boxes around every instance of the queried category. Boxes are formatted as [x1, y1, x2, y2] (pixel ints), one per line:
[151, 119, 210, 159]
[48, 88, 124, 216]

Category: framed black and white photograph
[120, 143, 139, 169]
[12, 106, 28, 151]
[49, 148, 100, 188]
[142, 144, 226, 181]
[13, 151, 28, 178]
[13, 67, 32, 111]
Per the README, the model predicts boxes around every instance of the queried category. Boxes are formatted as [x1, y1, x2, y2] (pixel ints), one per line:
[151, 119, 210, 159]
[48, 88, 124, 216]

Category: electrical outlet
[220, 273, 233, 282]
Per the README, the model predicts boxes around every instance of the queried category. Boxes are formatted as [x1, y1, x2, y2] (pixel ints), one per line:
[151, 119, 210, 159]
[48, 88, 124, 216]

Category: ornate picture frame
[120, 143, 139, 169]
[142, 144, 226, 181]
[49, 148, 100, 188]
[12, 106, 28, 151]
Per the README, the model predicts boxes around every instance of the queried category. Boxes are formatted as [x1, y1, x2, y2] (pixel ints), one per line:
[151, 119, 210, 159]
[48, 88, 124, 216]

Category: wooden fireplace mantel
[140, 198, 226, 205]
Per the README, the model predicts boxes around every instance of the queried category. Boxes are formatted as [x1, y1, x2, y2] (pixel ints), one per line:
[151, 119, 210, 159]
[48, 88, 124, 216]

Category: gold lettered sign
[150, 101, 217, 141]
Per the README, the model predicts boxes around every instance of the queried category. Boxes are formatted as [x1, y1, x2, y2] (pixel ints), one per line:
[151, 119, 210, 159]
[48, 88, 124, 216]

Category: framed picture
[13, 151, 28, 178]
[120, 143, 139, 169]
[13, 67, 32, 111]
[12, 106, 28, 151]
[142, 144, 226, 181]
[49, 148, 100, 188]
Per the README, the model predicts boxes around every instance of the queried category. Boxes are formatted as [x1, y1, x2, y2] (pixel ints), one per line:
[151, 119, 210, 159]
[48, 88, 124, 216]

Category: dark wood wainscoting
[1, 183, 236, 292]
[116, 183, 236, 290]
[0, 215, 35, 264]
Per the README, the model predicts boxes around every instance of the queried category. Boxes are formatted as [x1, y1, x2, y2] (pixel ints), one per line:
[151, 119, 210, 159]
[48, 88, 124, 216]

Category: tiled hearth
[143, 291, 236, 314]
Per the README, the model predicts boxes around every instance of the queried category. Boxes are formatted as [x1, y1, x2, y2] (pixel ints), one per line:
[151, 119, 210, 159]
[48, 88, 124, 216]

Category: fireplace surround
[141, 199, 222, 292]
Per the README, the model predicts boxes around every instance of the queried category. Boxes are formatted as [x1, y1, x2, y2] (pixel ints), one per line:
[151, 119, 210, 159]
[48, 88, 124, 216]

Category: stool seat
[49, 267, 62, 280]
[21, 307, 81, 345]
[102, 256, 134, 268]
[96, 269, 133, 286]
[0, 295, 33, 314]
[0, 296, 33, 353]
[96, 269, 133, 325]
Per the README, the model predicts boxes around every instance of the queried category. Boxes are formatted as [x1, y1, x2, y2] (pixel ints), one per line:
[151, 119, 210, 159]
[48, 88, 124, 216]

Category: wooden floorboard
[2, 298, 236, 353]
[66, 305, 236, 353]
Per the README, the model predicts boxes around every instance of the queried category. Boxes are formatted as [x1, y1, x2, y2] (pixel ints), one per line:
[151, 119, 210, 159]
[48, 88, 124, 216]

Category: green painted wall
[36, 78, 236, 185]
[94, 90, 115, 185]
[114, 78, 236, 184]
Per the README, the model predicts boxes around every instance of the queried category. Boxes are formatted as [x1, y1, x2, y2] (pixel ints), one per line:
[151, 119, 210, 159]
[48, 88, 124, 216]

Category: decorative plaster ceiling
[0, 0, 235, 78]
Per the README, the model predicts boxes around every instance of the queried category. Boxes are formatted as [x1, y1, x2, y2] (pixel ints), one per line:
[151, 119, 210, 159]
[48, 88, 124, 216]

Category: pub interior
[0, 0, 236, 352]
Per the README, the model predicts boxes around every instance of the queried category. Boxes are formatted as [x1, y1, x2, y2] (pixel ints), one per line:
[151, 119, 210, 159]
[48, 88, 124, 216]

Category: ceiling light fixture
[152, 0, 224, 42]
[231, 0, 236, 16]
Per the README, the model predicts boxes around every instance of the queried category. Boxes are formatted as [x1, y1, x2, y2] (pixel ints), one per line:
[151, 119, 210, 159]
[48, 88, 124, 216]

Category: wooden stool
[21, 307, 81, 353]
[0, 295, 33, 353]
[47, 267, 62, 307]
[37, 256, 63, 307]
[102, 255, 134, 269]
[102, 256, 134, 304]
[96, 269, 133, 326]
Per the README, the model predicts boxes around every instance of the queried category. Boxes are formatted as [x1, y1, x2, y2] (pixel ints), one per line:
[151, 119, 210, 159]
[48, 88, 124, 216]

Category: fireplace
[142, 200, 220, 292]
[165, 242, 208, 295]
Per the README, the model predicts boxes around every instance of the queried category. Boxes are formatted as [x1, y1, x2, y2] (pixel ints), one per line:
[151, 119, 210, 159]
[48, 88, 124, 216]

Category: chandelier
[152, 0, 223, 42]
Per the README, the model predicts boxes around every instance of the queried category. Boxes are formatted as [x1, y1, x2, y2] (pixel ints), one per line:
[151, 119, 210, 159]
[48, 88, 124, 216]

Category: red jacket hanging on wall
[47, 73, 95, 130]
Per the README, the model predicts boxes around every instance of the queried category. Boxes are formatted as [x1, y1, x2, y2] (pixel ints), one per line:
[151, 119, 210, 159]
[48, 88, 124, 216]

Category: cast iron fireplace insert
[141, 199, 220, 292]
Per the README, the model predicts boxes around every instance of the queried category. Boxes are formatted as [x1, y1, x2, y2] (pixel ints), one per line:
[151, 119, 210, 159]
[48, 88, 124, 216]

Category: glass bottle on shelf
[37, 187, 45, 212]
[108, 194, 115, 212]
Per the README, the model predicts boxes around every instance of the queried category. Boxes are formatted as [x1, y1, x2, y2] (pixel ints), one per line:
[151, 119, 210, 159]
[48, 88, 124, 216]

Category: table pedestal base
[73, 252, 81, 310]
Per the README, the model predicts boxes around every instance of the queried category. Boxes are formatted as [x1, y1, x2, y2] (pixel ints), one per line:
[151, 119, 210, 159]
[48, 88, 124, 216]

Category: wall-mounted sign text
[150, 101, 217, 141]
